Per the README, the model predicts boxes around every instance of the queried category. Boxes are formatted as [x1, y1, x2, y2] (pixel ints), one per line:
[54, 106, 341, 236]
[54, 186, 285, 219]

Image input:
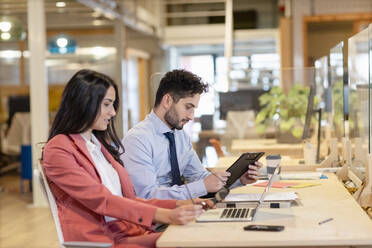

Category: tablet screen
[225, 152, 264, 188]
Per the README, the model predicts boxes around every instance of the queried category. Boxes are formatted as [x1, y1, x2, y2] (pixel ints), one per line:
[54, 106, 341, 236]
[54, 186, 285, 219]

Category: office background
[0, 0, 372, 247]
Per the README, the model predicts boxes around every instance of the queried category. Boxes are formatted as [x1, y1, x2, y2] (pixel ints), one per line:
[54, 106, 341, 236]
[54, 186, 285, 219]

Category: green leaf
[280, 120, 292, 131]
[255, 111, 267, 124]
[292, 126, 303, 138]
[256, 124, 266, 134]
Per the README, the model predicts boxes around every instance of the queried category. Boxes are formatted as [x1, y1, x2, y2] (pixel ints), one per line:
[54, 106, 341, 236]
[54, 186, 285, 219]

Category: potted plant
[255, 84, 316, 143]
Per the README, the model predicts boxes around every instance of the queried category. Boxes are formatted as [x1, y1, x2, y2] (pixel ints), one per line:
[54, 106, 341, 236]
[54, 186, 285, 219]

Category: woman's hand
[154, 205, 204, 225]
[176, 198, 215, 210]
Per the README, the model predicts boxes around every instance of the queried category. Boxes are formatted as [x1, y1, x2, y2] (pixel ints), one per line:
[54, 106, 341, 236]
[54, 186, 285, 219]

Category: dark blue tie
[164, 132, 183, 186]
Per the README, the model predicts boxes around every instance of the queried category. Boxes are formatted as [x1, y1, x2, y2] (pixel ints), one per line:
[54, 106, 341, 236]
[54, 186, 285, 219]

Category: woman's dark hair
[49, 69, 124, 165]
[154, 69, 209, 107]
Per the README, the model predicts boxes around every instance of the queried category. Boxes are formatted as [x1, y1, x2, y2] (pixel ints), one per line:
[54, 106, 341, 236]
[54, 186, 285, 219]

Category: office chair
[34, 162, 112, 248]
[209, 138, 225, 158]
[225, 110, 259, 139]
[0, 122, 19, 174]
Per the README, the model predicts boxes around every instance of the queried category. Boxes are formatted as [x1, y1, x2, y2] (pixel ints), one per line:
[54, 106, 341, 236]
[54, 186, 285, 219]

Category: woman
[43, 69, 210, 248]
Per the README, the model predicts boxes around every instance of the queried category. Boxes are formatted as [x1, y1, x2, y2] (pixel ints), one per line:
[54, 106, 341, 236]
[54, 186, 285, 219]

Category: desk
[208, 156, 319, 172]
[157, 174, 372, 247]
[231, 139, 304, 158]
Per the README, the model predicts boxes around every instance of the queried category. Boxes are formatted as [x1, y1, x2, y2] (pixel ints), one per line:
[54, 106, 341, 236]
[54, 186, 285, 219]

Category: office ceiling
[0, 0, 114, 29]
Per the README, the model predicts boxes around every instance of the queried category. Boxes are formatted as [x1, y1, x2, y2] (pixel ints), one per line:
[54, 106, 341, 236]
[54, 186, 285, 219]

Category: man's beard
[164, 105, 187, 130]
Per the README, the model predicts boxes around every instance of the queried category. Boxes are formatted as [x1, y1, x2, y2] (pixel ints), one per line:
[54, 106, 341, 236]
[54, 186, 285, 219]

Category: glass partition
[348, 27, 369, 152]
[313, 56, 331, 160]
[369, 23, 372, 154]
[190, 67, 318, 165]
[329, 42, 345, 139]
[314, 56, 329, 112]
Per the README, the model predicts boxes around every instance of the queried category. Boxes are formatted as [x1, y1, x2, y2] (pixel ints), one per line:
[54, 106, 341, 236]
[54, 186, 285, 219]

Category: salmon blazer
[43, 134, 176, 243]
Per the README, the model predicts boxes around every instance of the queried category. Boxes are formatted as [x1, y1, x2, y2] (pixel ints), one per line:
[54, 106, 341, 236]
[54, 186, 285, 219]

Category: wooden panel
[302, 12, 372, 67]
[279, 17, 293, 94]
[138, 58, 150, 121]
[303, 13, 372, 23]
[46, 28, 113, 37]
[0, 84, 66, 122]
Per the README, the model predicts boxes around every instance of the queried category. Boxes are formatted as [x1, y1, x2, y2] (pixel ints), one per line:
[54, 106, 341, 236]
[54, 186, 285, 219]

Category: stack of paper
[224, 192, 298, 202]
[280, 172, 323, 180]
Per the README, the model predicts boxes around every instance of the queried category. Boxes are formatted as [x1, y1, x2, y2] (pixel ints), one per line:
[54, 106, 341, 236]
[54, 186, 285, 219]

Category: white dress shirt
[81, 134, 123, 222]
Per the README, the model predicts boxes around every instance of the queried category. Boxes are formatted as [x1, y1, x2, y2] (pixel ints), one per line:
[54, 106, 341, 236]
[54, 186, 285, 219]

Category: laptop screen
[252, 166, 279, 220]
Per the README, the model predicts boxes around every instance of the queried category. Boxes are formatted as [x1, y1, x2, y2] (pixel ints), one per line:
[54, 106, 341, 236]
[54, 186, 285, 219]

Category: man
[121, 69, 261, 200]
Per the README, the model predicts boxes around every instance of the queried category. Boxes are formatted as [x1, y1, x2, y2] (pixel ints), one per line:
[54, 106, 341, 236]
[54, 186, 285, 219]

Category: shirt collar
[148, 110, 173, 134]
[81, 133, 101, 152]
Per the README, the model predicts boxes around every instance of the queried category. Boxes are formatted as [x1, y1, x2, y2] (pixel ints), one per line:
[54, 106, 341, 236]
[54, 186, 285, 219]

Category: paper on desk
[224, 192, 298, 202]
[254, 181, 298, 188]
[290, 182, 321, 188]
[280, 172, 323, 180]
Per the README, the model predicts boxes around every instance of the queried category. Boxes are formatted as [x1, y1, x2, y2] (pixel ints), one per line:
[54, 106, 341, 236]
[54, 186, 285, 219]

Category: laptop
[196, 166, 278, 222]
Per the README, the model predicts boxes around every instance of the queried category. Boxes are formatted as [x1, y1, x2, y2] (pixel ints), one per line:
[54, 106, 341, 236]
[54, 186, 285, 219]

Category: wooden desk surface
[157, 174, 372, 247]
[231, 139, 304, 158]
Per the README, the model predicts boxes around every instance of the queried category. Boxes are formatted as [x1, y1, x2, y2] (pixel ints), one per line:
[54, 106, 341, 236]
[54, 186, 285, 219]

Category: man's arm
[122, 134, 208, 200]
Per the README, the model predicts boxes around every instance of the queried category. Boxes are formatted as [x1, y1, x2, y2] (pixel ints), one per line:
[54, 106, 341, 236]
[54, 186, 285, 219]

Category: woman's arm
[43, 143, 158, 227]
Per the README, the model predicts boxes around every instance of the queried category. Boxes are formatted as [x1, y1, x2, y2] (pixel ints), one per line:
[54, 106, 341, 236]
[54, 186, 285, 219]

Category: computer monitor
[218, 89, 265, 120]
[7, 95, 30, 128]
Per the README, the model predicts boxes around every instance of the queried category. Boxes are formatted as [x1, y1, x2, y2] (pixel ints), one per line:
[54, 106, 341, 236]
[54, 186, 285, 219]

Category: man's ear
[161, 93, 173, 109]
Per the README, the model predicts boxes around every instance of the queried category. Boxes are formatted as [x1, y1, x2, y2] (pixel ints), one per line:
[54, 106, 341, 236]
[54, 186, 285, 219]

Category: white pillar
[224, 0, 233, 89]
[114, 20, 128, 137]
[28, 0, 49, 206]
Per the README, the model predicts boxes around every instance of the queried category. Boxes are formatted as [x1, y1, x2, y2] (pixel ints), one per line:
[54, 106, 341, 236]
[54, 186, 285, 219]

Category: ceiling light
[56, 37, 68, 48]
[56, 2, 66, 7]
[0, 21, 11, 32]
[0, 17, 25, 42]
[92, 46, 107, 58]
[48, 34, 77, 54]
[1, 32, 11, 40]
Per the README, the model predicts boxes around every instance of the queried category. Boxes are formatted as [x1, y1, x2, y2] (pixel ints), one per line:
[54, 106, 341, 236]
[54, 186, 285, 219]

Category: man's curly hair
[154, 69, 209, 107]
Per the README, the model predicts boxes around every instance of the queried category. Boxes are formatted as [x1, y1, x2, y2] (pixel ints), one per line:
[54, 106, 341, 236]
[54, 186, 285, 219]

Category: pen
[185, 183, 208, 210]
[318, 218, 333, 225]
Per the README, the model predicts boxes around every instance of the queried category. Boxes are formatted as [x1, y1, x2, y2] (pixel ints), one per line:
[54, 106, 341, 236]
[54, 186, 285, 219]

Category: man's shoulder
[124, 119, 155, 142]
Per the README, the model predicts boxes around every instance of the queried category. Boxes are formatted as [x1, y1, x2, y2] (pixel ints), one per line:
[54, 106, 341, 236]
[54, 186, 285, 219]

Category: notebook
[196, 166, 278, 222]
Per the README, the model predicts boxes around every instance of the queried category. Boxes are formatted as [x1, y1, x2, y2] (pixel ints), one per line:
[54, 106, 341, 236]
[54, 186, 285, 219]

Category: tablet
[225, 152, 265, 188]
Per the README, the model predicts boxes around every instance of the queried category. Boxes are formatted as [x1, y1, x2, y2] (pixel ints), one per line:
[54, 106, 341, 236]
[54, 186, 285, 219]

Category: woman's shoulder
[45, 134, 74, 150]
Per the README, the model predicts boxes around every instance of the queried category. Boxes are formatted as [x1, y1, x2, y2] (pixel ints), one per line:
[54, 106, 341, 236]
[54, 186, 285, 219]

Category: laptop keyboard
[220, 208, 251, 219]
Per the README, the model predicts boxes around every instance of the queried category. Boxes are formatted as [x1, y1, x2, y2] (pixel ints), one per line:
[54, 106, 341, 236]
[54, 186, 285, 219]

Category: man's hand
[239, 161, 262, 185]
[203, 171, 230, 193]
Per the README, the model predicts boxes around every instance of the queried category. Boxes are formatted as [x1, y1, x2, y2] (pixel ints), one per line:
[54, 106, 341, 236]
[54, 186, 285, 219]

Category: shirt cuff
[230, 178, 243, 189]
[186, 179, 208, 198]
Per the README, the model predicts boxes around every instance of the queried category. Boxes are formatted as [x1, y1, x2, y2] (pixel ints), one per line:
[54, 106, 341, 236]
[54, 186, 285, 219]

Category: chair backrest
[225, 110, 259, 139]
[34, 161, 65, 246]
[35, 162, 112, 248]
[209, 138, 225, 158]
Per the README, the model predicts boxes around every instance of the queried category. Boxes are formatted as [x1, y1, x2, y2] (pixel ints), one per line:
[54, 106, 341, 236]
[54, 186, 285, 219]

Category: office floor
[0, 171, 58, 248]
